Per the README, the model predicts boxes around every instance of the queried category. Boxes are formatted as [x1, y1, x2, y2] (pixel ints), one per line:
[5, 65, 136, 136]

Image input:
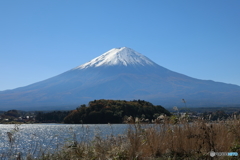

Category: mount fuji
[1, 47, 240, 110]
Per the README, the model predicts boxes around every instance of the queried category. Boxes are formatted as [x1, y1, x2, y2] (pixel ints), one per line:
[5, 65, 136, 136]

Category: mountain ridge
[0, 47, 240, 110]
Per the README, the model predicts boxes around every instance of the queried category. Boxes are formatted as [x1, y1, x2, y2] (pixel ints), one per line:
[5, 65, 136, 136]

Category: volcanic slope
[1, 47, 240, 110]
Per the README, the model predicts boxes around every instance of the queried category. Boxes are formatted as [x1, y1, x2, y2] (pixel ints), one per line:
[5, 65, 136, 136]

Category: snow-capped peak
[74, 47, 157, 69]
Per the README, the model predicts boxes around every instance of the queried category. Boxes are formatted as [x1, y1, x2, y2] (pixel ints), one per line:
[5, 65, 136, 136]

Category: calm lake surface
[0, 124, 131, 158]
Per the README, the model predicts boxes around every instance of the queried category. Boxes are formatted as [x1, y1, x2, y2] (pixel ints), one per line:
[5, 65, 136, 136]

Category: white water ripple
[0, 124, 128, 158]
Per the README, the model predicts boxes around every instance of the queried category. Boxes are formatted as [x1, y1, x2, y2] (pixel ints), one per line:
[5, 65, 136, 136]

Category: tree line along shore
[1, 99, 240, 124]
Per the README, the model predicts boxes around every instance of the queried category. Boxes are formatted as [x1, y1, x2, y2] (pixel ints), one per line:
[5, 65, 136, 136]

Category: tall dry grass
[35, 120, 240, 160]
[1, 120, 240, 159]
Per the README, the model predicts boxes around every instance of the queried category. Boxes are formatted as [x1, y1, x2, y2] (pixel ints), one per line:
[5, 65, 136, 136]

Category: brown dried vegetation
[36, 119, 240, 160]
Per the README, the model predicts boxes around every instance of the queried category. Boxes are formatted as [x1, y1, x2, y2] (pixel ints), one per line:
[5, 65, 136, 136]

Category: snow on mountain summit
[74, 47, 157, 69]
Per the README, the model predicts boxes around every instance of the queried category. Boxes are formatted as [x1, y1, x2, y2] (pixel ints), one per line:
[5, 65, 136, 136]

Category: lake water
[0, 124, 131, 158]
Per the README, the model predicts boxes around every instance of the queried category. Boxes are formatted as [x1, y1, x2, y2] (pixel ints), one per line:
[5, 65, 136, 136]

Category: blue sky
[1, 0, 240, 91]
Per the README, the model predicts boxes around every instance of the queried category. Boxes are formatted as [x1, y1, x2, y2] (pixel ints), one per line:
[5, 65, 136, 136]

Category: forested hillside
[64, 99, 171, 124]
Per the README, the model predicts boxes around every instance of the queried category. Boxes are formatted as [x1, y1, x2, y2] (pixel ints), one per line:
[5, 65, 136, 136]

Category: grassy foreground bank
[2, 120, 240, 160]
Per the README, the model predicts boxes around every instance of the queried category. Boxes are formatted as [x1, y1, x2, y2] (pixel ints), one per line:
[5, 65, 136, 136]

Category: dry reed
[33, 119, 240, 160]
[1, 120, 240, 159]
